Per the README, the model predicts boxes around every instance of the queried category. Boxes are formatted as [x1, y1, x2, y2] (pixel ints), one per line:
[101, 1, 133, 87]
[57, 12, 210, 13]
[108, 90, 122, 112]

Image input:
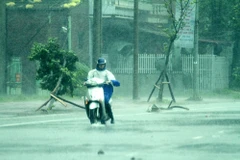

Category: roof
[199, 39, 233, 46]
[103, 18, 168, 37]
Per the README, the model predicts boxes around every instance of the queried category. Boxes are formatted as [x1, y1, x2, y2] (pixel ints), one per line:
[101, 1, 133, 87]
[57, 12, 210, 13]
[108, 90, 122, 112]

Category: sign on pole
[174, 0, 196, 48]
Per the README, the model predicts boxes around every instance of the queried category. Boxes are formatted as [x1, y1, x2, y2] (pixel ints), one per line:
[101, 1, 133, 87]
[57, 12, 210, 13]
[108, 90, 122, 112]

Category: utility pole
[133, 0, 139, 100]
[0, 0, 7, 94]
[92, 0, 102, 68]
[68, 16, 72, 51]
[192, 0, 201, 100]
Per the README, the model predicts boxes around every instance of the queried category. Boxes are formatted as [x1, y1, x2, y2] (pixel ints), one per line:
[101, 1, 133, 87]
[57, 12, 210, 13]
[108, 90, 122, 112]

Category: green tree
[29, 38, 89, 97]
[199, 0, 240, 90]
[148, 0, 193, 102]
[230, 2, 240, 90]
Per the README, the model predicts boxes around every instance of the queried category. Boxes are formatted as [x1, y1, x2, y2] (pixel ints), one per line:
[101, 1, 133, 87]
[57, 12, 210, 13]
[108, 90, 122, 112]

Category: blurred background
[0, 0, 240, 99]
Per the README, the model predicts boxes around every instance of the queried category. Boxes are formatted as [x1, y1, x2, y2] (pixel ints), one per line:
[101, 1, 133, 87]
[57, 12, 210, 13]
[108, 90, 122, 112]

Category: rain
[1, 0, 240, 160]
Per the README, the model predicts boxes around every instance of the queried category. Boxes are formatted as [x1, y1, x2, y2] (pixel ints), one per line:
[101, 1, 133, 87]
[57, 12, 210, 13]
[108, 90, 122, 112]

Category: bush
[231, 67, 240, 90]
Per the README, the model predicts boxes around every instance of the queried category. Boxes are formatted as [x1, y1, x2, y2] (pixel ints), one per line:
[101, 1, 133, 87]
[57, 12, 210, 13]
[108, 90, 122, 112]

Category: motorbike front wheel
[89, 108, 97, 124]
[88, 102, 106, 125]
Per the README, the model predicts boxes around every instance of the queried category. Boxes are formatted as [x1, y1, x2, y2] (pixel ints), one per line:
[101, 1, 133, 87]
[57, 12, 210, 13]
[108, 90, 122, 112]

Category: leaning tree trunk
[157, 39, 174, 101]
[47, 73, 64, 109]
[36, 59, 66, 111]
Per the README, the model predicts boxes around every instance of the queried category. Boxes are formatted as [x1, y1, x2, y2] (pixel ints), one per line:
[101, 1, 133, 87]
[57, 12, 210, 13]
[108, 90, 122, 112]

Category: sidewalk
[112, 96, 240, 108]
[0, 96, 239, 118]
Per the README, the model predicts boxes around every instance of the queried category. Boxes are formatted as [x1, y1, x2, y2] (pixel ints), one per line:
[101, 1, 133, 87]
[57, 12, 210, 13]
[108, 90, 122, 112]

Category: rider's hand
[105, 81, 111, 85]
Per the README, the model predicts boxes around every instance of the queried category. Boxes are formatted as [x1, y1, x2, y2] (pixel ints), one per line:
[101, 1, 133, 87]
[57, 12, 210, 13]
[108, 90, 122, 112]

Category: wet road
[0, 98, 240, 160]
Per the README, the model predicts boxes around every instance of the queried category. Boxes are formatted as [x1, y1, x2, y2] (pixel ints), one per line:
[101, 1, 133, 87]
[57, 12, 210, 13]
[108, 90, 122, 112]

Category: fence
[6, 57, 22, 94]
[107, 54, 172, 74]
[182, 54, 229, 90]
[104, 54, 229, 91]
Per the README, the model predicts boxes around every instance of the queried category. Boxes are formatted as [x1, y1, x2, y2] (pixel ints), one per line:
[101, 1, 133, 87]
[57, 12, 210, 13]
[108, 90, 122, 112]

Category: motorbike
[84, 77, 120, 125]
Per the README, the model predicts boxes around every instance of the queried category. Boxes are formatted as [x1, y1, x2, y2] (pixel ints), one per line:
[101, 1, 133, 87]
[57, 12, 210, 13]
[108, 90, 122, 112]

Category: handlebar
[84, 79, 120, 88]
[84, 83, 105, 88]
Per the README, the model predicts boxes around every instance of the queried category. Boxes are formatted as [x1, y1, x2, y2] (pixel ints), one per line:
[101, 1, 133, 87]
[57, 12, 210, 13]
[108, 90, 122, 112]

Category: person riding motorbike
[87, 58, 120, 124]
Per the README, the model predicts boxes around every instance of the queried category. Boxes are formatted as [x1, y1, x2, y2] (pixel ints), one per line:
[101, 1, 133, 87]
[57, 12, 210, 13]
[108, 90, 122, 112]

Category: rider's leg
[99, 101, 107, 124]
[106, 103, 114, 124]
